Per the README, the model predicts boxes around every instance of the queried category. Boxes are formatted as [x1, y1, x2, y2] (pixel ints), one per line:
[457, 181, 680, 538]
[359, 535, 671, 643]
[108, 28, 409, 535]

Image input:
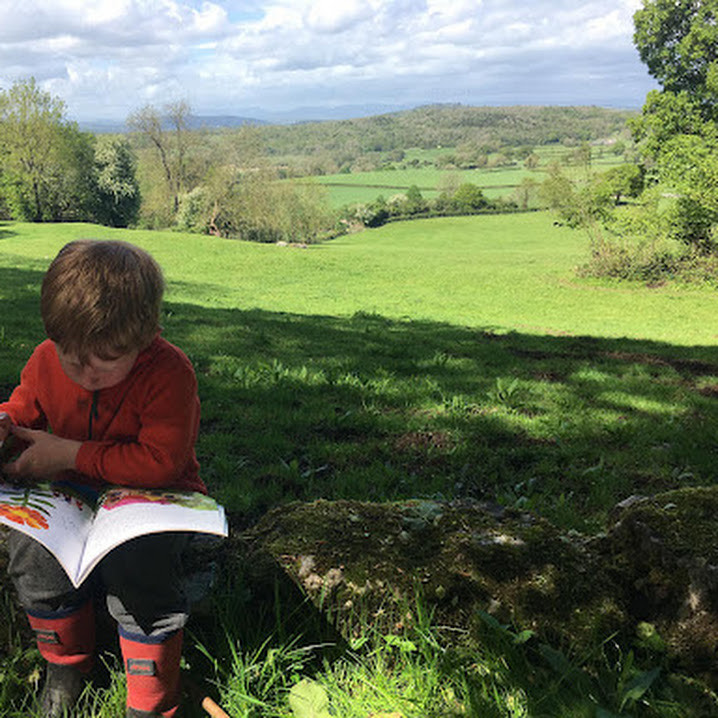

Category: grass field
[313, 166, 544, 207]
[311, 145, 626, 207]
[1, 213, 713, 345]
[1, 214, 717, 716]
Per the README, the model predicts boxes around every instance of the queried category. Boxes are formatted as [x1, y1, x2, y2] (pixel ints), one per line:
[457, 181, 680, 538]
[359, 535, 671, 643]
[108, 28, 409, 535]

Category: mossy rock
[601, 486, 718, 684]
[244, 498, 627, 649]
[245, 490, 718, 689]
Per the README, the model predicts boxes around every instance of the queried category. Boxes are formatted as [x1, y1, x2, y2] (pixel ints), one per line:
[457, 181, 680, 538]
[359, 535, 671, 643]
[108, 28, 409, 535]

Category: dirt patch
[394, 431, 454, 452]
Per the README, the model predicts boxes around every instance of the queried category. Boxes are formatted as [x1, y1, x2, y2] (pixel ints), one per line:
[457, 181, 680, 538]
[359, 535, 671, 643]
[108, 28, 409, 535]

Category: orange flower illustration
[0, 504, 50, 530]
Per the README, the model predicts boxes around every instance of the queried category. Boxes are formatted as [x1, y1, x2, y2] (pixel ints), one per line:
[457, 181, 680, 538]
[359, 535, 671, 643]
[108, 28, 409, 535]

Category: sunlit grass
[1, 214, 716, 345]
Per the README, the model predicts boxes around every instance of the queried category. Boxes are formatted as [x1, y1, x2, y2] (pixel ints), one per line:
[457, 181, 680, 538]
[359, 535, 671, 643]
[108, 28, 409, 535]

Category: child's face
[55, 345, 139, 391]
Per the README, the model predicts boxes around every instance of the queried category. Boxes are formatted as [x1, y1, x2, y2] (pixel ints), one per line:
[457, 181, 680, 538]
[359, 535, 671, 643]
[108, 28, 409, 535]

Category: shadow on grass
[0, 224, 18, 241]
[2, 264, 718, 532]
[157, 299, 718, 533]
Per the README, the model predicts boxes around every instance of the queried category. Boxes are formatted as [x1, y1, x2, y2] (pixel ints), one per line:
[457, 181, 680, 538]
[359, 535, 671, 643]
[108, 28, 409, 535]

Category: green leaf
[620, 667, 661, 711]
[288, 678, 332, 718]
[513, 629, 535, 645]
[384, 634, 417, 653]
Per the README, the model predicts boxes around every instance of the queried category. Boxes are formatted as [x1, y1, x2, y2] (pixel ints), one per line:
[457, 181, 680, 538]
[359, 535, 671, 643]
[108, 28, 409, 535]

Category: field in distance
[306, 146, 627, 207]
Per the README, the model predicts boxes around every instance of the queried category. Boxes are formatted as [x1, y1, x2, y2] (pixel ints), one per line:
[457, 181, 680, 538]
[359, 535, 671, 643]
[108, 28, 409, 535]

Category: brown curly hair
[41, 240, 164, 363]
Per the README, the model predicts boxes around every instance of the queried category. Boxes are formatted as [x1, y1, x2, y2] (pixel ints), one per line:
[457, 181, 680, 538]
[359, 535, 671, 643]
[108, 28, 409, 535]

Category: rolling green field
[312, 167, 535, 206]
[0, 213, 713, 346]
[1, 214, 717, 716]
[311, 145, 626, 207]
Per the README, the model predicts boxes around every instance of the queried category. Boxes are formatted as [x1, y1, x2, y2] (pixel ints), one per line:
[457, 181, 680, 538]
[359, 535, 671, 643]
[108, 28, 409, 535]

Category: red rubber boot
[120, 628, 183, 718]
[26, 600, 95, 717]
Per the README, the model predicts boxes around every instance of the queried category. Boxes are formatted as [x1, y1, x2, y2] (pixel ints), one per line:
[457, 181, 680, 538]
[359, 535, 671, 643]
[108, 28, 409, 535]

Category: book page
[0, 483, 95, 584]
[76, 488, 227, 586]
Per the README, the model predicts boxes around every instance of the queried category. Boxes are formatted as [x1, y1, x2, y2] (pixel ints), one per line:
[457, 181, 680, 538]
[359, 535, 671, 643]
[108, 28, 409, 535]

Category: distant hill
[78, 114, 266, 133]
[255, 104, 638, 156]
[77, 104, 637, 147]
[187, 115, 267, 129]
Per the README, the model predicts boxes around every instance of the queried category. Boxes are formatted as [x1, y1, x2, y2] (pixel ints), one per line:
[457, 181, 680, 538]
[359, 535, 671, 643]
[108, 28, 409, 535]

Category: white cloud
[304, 0, 373, 33]
[0, 0, 656, 120]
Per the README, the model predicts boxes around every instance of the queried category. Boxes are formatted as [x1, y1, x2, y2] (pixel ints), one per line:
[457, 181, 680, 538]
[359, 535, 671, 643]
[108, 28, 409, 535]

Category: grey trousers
[7, 530, 190, 637]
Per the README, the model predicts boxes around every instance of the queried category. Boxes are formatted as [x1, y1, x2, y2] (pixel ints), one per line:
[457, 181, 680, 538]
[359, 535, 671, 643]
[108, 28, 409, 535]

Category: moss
[245, 491, 718, 689]
[247, 498, 627, 649]
[624, 487, 718, 563]
[602, 486, 718, 685]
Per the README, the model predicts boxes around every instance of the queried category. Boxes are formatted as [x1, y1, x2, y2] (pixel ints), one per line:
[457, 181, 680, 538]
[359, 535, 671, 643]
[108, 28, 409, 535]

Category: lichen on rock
[244, 488, 718, 690]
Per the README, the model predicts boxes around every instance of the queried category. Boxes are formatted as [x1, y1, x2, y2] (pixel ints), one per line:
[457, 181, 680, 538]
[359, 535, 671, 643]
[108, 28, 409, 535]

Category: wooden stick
[182, 672, 231, 718]
[200, 694, 231, 718]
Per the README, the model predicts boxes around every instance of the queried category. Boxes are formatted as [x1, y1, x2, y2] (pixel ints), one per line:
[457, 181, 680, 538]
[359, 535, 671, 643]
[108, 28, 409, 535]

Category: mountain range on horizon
[76, 100, 641, 134]
[76, 102, 414, 133]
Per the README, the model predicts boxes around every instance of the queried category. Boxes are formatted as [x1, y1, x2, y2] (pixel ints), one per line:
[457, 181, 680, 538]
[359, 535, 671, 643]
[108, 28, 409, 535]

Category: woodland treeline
[262, 104, 636, 153]
[0, 91, 633, 242]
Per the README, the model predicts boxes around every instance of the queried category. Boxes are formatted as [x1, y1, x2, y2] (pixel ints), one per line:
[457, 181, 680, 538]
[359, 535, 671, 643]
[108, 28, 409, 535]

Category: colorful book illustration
[0, 482, 228, 588]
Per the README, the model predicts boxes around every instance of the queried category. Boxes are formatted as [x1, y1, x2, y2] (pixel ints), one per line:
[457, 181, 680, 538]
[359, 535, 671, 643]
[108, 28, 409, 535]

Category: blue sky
[0, 0, 659, 122]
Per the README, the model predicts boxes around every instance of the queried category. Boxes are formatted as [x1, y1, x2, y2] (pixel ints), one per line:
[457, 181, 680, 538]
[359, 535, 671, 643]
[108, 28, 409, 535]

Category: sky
[0, 0, 659, 123]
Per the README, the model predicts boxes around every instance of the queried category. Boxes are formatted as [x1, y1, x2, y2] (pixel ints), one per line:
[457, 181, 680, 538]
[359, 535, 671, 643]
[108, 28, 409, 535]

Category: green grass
[1, 214, 717, 716]
[309, 145, 626, 207]
[1, 214, 713, 346]
[314, 167, 542, 207]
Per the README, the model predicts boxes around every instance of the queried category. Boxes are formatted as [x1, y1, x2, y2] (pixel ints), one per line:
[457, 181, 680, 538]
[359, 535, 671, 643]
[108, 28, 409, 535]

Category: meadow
[1, 213, 717, 716]
[311, 146, 625, 207]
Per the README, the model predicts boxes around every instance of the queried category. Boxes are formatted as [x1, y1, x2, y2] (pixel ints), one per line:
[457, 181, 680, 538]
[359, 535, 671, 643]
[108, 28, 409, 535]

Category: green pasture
[314, 145, 626, 207]
[315, 166, 541, 207]
[0, 213, 714, 346]
[1, 214, 717, 715]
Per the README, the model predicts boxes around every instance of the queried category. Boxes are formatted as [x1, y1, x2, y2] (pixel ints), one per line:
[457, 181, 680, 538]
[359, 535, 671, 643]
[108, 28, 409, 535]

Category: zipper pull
[88, 391, 99, 439]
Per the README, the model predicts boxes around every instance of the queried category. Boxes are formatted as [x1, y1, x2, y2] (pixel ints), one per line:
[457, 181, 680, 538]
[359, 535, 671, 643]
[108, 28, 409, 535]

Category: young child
[0, 240, 205, 718]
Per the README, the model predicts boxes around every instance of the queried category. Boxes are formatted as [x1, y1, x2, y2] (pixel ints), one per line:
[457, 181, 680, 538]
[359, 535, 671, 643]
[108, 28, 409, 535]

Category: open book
[0, 482, 228, 588]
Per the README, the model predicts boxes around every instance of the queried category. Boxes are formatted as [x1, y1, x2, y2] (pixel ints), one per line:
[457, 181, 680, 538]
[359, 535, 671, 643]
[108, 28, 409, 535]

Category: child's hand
[2, 426, 81, 480]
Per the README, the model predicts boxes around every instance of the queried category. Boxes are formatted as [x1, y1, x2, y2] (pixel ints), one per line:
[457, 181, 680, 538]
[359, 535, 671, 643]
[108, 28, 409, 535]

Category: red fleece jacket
[0, 336, 205, 493]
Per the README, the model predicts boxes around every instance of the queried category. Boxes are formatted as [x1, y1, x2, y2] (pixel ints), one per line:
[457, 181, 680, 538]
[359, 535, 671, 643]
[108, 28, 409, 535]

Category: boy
[0, 240, 205, 718]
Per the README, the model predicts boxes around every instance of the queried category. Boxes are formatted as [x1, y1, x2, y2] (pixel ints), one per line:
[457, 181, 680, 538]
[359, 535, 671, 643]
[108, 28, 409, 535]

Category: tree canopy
[634, 0, 718, 106]
[0, 79, 139, 226]
[624, 1, 718, 259]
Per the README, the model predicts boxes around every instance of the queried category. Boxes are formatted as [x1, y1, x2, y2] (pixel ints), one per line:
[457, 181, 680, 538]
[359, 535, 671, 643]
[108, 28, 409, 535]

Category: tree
[657, 130, 718, 251]
[628, 1, 718, 255]
[513, 177, 539, 210]
[48, 124, 97, 222]
[0, 79, 67, 221]
[539, 165, 612, 230]
[451, 183, 487, 212]
[403, 185, 427, 215]
[93, 136, 140, 227]
[629, 89, 706, 164]
[128, 101, 191, 214]
[539, 166, 575, 217]
[593, 164, 644, 205]
[524, 153, 540, 170]
[634, 0, 718, 103]
[0, 79, 99, 222]
[175, 126, 336, 244]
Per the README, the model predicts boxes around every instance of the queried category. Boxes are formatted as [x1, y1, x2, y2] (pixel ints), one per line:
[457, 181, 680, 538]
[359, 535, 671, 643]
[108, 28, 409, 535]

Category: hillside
[256, 104, 637, 156]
